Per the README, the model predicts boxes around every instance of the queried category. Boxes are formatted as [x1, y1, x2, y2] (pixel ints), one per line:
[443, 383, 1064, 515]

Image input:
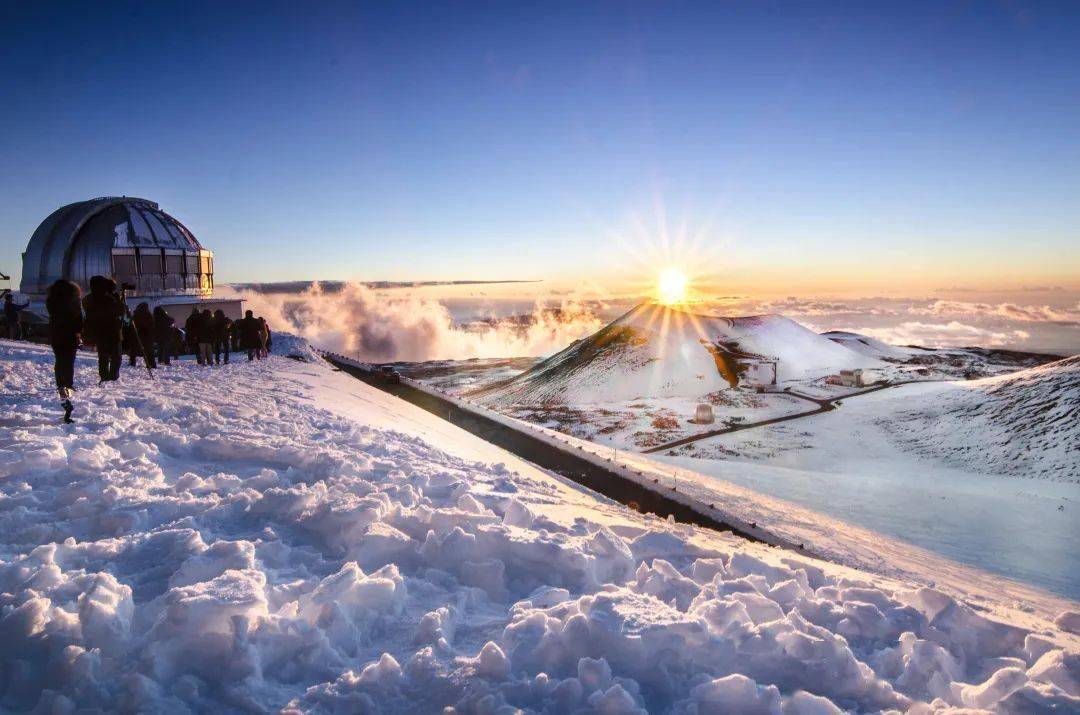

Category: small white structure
[693, 403, 715, 424]
[827, 369, 864, 388]
[742, 359, 778, 387]
[705, 340, 779, 389]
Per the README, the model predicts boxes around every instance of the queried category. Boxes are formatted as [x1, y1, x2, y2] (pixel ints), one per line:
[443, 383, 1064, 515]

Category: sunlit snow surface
[653, 361, 1080, 599]
[447, 306, 1077, 599]
[1, 338, 1078, 713]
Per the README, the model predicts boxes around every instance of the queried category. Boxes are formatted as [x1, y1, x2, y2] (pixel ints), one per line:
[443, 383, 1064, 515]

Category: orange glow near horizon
[602, 201, 725, 307]
[586, 198, 1080, 300]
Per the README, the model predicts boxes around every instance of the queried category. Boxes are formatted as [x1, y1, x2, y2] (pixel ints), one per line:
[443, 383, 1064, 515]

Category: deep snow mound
[1, 340, 1078, 713]
[473, 303, 879, 406]
[269, 331, 322, 361]
[884, 356, 1080, 481]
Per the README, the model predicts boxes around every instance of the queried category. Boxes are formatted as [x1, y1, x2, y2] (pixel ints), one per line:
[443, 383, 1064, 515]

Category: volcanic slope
[821, 330, 918, 361]
[882, 355, 1080, 481]
[472, 302, 880, 407]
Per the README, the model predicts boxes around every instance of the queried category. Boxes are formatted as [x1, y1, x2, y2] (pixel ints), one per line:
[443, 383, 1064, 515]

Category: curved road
[642, 380, 934, 454]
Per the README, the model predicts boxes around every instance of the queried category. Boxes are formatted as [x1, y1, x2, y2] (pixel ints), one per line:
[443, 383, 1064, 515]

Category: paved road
[642, 380, 931, 454]
[325, 354, 762, 541]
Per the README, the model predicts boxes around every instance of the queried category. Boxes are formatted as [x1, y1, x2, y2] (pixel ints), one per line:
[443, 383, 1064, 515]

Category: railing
[316, 348, 793, 551]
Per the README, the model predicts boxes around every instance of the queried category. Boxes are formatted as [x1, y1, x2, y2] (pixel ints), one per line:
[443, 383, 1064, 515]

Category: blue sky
[1, 1, 1078, 290]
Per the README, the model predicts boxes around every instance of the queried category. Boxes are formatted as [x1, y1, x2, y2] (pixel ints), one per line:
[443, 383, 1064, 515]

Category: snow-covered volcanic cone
[884, 355, 1080, 481]
[821, 330, 918, 361]
[473, 302, 881, 406]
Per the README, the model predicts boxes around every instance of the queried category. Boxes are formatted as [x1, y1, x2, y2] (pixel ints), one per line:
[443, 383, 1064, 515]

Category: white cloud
[909, 300, 1079, 323]
[855, 321, 1031, 348]
[223, 282, 605, 361]
[715, 296, 899, 317]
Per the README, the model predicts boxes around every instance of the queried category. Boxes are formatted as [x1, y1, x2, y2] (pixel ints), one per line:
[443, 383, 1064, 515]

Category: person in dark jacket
[121, 312, 136, 364]
[45, 280, 83, 423]
[130, 302, 156, 369]
[212, 309, 232, 365]
[4, 293, 30, 340]
[184, 307, 201, 357]
[229, 317, 241, 352]
[196, 309, 214, 366]
[171, 326, 184, 361]
[153, 306, 176, 366]
[82, 276, 125, 382]
[237, 310, 262, 361]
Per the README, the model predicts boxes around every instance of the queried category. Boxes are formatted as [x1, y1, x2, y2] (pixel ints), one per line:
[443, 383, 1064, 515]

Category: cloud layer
[909, 300, 1080, 323]
[720, 296, 1079, 353]
[227, 282, 605, 362]
[855, 322, 1032, 349]
[225, 284, 1080, 358]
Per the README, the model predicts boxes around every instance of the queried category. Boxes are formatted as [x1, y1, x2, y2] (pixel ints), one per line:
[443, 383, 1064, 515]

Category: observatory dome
[20, 196, 214, 298]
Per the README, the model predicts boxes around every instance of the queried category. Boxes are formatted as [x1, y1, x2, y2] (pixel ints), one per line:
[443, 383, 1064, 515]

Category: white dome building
[20, 196, 241, 319]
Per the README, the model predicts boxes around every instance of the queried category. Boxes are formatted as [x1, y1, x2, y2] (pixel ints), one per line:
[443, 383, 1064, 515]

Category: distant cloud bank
[854, 321, 1032, 349]
[909, 300, 1080, 324]
[713, 294, 1079, 355]
[226, 282, 1080, 358]
[224, 282, 605, 361]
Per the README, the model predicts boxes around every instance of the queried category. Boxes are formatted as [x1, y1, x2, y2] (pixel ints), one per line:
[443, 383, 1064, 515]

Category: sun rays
[576, 195, 740, 383]
[657, 267, 689, 305]
[599, 207, 725, 379]
[594, 195, 731, 310]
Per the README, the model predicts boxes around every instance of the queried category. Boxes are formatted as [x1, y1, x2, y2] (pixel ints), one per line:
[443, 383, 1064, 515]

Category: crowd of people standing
[41, 275, 272, 423]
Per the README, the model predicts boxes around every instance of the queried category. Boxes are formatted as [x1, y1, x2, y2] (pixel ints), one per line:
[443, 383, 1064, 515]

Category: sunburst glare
[657, 267, 689, 305]
[593, 197, 733, 309]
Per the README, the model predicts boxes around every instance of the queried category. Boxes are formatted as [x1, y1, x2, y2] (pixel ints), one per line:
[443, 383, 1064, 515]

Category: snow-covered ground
[496, 391, 810, 451]
[473, 304, 887, 409]
[407, 308, 1076, 601]
[2, 338, 1078, 713]
[654, 364, 1080, 598]
[403, 309, 1061, 459]
[882, 357, 1079, 481]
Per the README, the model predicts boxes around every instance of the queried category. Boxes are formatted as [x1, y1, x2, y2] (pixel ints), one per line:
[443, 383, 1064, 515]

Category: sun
[656, 267, 689, 305]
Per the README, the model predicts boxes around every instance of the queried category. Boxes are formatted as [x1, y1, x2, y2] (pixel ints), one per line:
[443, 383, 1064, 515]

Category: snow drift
[882, 355, 1080, 481]
[474, 303, 881, 406]
[0, 338, 1077, 712]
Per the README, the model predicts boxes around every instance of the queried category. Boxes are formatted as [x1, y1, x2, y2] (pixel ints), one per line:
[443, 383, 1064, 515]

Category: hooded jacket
[238, 314, 262, 348]
[132, 303, 154, 343]
[212, 310, 232, 342]
[82, 276, 125, 346]
[46, 284, 83, 348]
[153, 307, 175, 342]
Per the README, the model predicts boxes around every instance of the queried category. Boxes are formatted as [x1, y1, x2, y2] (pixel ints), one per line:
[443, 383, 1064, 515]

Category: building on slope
[703, 340, 779, 389]
[19, 196, 242, 321]
[826, 368, 865, 388]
